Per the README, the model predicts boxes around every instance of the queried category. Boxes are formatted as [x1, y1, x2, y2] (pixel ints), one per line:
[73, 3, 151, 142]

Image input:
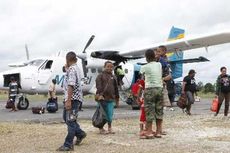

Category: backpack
[46, 98, 58, 113]
[220, 75, 230, 93]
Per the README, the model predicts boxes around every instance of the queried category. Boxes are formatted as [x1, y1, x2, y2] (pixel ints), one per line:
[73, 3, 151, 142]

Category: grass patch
[197, 92, 215, 99]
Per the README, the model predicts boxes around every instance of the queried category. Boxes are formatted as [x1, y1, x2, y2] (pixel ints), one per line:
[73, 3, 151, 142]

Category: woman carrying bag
[95, 61, 119, 134]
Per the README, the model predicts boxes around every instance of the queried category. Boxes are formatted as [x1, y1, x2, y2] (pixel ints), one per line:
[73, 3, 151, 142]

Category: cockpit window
[26, 60, 45, 66]
[45, 60, 53, 69]
[39, 60, 53, 70]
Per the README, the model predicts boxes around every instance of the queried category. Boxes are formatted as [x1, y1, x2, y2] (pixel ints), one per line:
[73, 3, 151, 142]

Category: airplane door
[38, 60, 53, 85]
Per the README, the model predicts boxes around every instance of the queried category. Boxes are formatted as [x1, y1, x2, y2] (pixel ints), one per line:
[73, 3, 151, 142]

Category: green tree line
[196, 81, 216, 93]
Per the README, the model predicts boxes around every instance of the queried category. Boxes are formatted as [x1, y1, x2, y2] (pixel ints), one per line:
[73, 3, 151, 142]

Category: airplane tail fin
[166, 26, 185, 79]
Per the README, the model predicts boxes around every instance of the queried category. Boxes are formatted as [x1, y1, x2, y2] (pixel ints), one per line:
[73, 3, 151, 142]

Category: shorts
[144, 87, 163, 122]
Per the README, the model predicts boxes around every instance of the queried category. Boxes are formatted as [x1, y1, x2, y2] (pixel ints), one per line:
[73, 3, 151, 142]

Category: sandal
[154, 133, 162, 138]
[140, 133, 154, 139]
[99, 129, 109, 135]
[161, 131, 167, 135]
[108, 130, 115, 134]
[108, 128, 115, 134]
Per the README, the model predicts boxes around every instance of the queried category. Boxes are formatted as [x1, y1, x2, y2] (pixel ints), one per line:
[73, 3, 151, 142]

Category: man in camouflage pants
[140, 49, 163, 138]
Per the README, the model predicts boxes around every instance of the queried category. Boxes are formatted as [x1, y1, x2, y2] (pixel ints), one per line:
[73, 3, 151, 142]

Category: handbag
[177, 94, 187, 109]
[92, 102, 107, 128]
[5, 99, 14, 109]
[210, 98, 218, 112]
[32, 107, 45, 114]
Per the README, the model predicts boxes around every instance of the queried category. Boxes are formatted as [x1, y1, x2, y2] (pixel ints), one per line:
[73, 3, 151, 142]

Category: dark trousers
[63, 100, 85, 148]
[216, 92, 230, 116]
[9, 96, 16, 110]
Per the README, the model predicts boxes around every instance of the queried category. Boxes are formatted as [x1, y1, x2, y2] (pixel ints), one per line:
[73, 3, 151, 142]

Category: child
[135, 79, 147, 136]
[139, 97, 146, 135]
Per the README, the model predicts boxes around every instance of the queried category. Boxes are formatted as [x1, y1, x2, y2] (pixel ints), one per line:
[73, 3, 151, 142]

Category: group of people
[5, 49, 225, 151]
[52, 47, 229, 151]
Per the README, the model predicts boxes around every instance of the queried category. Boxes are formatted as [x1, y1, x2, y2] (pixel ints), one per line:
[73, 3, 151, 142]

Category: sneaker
[75, 132, 87, 145]
[56, 145, 74, 151]
[169, 108, 175, 111]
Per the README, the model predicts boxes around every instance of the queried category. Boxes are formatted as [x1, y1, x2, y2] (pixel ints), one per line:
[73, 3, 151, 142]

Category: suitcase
[32, 107, 45, 114]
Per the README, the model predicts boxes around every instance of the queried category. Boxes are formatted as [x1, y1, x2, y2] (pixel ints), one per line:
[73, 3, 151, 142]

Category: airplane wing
[8, 62, 26, 67]
[136, 56, 209, 65]
[91, 31, 230, 62]
[169, 56, 209, 64]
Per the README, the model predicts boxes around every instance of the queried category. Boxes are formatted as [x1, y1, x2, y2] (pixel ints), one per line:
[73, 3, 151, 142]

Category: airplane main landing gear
[17, 94, 29, 110]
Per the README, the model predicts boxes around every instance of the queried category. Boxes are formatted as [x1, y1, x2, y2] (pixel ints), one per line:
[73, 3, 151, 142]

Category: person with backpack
[215, 67, 230, 116]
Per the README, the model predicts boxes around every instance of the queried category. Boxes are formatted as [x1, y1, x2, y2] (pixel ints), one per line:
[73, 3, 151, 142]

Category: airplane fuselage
[0, 56, 135, 96]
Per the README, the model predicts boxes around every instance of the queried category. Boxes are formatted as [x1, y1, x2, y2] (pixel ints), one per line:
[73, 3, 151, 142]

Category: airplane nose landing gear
[17, 94, 29, 110]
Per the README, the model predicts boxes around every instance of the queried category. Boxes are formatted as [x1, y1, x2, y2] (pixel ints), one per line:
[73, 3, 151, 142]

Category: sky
[0, 0, 230, 84]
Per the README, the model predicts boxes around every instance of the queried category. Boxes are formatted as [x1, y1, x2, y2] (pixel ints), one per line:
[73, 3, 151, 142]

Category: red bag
[210, 98, 218, 112]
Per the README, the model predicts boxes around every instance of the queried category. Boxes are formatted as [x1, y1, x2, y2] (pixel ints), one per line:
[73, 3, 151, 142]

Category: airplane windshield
[26, 60, 45, 66]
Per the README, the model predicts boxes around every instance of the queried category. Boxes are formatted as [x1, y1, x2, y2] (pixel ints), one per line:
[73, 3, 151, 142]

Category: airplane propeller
[83, 35, 95, 53]
[25, 44, 30, 60]
[78, 35, 95, 77]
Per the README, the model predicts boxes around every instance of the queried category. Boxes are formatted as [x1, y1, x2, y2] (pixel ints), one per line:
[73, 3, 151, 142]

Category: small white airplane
[0, 27, 230, 110]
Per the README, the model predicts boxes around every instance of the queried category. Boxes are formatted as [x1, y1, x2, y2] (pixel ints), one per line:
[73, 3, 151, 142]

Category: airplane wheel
[17, 97, 29, 110]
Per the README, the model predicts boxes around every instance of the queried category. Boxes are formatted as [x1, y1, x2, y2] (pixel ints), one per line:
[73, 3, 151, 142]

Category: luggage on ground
[5, 99, 14, 109]
[46, 98, 58, 113]
[32, 107, 45, 114]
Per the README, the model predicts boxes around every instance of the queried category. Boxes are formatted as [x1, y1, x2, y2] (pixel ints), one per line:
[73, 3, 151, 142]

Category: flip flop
[99, 130, 109, 135]
[140, 133, 154, 139]
[154, 133, 162, 138]
[108, 130, 115, 134]
[161, 131, 167, 135]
